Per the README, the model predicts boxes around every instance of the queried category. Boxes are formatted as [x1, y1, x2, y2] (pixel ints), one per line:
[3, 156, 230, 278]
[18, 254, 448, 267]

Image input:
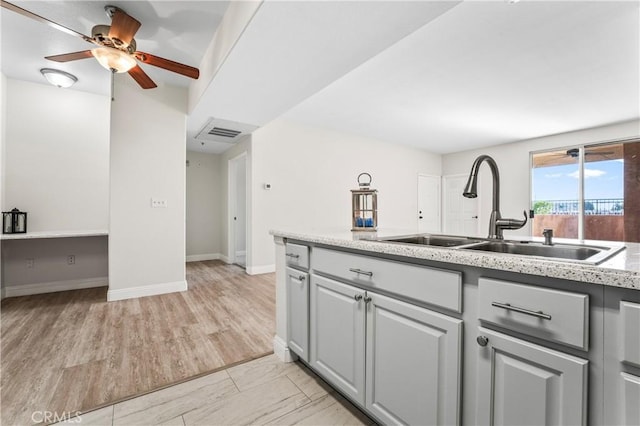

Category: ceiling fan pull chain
[110, 68, 116, 102]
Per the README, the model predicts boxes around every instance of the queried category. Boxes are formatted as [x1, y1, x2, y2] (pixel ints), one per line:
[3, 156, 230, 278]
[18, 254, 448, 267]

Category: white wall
[186, 151, 223, 261]
[442, 119, 640, 238]
[1, 72, 6, 214]
[108, 76, 187, 301]
[250, 118, 442, 271]
[1, 73, 6, 295]
[3, 79, 110, 231]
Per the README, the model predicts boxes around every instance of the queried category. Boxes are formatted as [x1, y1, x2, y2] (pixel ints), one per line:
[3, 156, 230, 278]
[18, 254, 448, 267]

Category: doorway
[229, 153, 247, 268]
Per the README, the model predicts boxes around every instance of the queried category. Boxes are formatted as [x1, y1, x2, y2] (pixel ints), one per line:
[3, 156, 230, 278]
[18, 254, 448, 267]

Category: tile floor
[57, 354, 374, 426]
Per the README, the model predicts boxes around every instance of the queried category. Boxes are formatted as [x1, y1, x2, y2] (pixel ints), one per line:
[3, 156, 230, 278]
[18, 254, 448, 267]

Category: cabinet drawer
[478, 278, 589, 350]
[621, 301, 640, 367]
[313, 247, 461, 312]
[285, 243, 309, 270]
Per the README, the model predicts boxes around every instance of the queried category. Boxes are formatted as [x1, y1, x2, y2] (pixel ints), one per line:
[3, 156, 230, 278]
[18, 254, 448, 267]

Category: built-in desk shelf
[1, 230, 108, 240]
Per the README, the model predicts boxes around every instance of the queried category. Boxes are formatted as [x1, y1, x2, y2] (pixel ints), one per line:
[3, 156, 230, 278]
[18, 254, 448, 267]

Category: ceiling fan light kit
[40, 68, 77, 88]
[91, 47, 137, 73]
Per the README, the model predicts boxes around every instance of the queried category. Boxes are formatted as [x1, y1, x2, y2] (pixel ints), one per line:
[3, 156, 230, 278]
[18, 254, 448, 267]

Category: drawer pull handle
[491, 302, 552, 320]
[354, 294, 363, 301]
[349, 268, 373, 277]
[286, 253, 300, 259]
[289, 274, 305, 281]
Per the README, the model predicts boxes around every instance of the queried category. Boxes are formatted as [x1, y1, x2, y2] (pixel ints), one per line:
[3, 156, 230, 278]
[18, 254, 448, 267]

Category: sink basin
[375, 233, 625, 264]
[463, 240, 624, 264]
[378, 234, 482, 247]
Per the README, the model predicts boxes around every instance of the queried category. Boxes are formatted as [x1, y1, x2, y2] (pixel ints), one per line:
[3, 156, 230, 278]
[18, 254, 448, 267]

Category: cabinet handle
[477, 336, 489, 347]
[364, 295, 372, 303]
[491, 301, 552, 320]
[289, 274, 305, 281]
[286, 253, 300, 259]
[354, 294, 363, 301]
[349, 268, 373, 277]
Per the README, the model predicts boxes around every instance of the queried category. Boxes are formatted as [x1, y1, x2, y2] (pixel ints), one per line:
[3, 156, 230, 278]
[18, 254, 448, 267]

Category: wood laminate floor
[56, 354, 374, 426]
[1, 261, 275, 426]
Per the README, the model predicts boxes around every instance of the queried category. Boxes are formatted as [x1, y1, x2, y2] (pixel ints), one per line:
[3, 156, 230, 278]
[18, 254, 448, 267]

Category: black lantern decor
[351, 173, 378, 231]
[2, 208, 27, 234]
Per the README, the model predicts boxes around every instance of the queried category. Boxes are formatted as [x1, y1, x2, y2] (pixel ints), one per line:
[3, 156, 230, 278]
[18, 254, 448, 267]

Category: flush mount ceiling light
[40, 68, 77, 88]
[91, 47, 137, 73]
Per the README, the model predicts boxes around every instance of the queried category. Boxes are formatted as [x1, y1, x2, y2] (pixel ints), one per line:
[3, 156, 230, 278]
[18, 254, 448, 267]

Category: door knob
[477, 336, 489, 347]
[354, 294, 363, 301]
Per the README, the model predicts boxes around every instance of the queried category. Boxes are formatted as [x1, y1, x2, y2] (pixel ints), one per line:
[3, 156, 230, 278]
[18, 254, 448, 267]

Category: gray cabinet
[286, 267, 309, 362]
[603, 289, 640, 426]
[475, 327, 588, 426]
[310, 273, 462, 423]
[285, 243, 310, 362]
[366, 292, 462, 425]
[310, 274, 366, 404]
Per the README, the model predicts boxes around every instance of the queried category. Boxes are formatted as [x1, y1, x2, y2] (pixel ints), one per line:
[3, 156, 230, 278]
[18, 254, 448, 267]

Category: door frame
[228, 152, 248, 267]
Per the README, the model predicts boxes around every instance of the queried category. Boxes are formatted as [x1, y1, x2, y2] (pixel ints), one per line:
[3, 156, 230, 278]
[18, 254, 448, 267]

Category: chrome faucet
[542, 228, 554, 245]
[462, 155, 527, 239]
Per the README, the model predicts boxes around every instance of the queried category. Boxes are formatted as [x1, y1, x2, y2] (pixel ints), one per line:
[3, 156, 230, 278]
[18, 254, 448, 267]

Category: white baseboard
[273, 335, 297, 363]
[220, 254, 231, 264]
[3, 277, 108, 298]
[107, 280, 187, 302]
[247, 264, 276, 275]
[235, 250, 246, 257]
[186, 253, 222, 262]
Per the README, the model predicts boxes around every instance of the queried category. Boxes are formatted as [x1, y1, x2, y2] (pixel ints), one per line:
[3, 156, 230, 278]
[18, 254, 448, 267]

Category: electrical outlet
[151, 198, 168, 208]
[67, 255, 75, 265]
[26, 258, 34, 268]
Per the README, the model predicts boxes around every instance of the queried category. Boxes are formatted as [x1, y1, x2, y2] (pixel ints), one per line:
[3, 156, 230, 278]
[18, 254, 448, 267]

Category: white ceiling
[2, 1, 639, 156]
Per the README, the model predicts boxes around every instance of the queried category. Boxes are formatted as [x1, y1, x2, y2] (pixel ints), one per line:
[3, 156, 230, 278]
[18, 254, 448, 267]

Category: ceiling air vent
[209, 127, 242, 138]
[195, 118, 258, 144]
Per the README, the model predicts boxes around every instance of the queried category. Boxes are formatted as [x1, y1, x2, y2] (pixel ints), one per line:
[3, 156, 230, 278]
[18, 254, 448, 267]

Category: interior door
[417, 174, 441, 233]
[443, 174, 479, 236]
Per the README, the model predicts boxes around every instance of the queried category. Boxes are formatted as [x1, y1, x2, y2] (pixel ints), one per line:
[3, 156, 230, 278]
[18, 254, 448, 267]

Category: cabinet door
[366, 292, 462, 425]
[310, 274, 366, 405]
[286, 267, 309, 362]
[476, 327, 588, 426]
[620, 373, 640, 426]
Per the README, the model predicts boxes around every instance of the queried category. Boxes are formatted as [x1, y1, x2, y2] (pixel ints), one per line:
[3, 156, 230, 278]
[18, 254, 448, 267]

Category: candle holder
[2, 208, 27, 234]
[351, 173, 378, 232]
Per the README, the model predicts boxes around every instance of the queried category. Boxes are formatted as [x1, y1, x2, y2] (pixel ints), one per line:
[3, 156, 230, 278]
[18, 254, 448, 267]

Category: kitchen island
[271, 228, 640, 426]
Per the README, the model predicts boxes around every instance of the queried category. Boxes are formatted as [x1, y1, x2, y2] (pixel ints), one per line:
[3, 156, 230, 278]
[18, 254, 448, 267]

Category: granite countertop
[271, 228, 640, 290]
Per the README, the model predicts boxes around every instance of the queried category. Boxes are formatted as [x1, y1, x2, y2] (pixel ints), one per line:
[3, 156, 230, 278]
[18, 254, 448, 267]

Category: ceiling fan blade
[46, 50, 94, 62]
[1, 0, 93, 43]
[134, 51, 199, 79]
[128, 65, 157, 89]
[108, 8, 141, 46]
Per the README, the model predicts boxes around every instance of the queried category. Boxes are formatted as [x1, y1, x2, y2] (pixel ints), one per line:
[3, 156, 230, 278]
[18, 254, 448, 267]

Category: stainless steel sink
[379, 234, 482, 248]
[464, 241, 606, 261]
[375, 233, 625, 264]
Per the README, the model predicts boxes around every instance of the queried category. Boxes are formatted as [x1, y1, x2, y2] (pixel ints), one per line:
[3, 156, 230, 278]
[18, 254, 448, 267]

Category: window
[531, 140, 639, 243]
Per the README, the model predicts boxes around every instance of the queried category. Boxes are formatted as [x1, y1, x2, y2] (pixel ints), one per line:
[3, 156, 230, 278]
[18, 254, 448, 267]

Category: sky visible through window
[532, 159, 624, 200]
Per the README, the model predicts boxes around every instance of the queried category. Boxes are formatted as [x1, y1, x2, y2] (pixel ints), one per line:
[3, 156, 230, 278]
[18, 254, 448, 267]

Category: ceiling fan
[1, 0, 200, 89]
[565, 148, 615, 158]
